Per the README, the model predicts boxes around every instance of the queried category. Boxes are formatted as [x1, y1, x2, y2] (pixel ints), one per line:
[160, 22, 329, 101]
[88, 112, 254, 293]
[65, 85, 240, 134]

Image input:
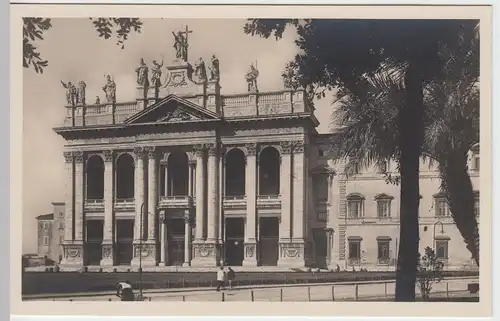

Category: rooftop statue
[150, 58, 164, 88]
[60, 80, 77, 105]
[77, 81, 86, 105]
[135, 58, 149, 87]
[193, 57, 207, 82]
[172, 26, 192, 62]
[245, 62, 259, 92]
[102, 75, 116, 104]
[208, 54, 220, 81]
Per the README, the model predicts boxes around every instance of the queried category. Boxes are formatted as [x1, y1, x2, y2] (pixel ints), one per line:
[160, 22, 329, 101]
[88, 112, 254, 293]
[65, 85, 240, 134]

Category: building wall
[52, 203, 66, 262]
[36, 203, 66, 263]
[37, 220, 54, 260]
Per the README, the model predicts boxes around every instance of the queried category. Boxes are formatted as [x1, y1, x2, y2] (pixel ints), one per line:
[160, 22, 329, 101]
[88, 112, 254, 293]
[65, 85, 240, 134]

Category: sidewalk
[24, 277, 478, 301]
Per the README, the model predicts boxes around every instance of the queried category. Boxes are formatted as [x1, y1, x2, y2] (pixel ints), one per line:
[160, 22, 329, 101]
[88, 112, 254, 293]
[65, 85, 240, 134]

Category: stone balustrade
[61, 89, 308, 127]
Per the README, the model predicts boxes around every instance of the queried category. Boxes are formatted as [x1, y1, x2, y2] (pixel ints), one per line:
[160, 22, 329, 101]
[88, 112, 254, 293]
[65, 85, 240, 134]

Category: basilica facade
[54, 39, 480, 271]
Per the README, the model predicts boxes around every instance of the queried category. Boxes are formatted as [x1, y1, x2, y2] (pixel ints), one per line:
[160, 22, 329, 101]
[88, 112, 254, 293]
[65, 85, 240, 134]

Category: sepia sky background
[22, 18, 334, 254]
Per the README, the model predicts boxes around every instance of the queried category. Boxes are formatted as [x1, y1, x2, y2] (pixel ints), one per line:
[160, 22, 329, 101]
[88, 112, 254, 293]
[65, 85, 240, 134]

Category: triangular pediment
[124, 95, 221, 124]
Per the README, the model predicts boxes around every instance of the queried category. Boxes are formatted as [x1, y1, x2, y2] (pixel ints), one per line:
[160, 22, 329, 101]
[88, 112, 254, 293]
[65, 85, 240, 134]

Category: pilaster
[62, 152, 74, 242]
[183, 209, 193, 266]
[243, 143, 258, 266]
[100, 149, 114, 267]
[74, 151, 84, 242]
[194, 145, 205, 240]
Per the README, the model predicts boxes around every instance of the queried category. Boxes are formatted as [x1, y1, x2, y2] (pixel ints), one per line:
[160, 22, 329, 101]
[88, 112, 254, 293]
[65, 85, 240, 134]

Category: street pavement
[28, 277, 477, 302]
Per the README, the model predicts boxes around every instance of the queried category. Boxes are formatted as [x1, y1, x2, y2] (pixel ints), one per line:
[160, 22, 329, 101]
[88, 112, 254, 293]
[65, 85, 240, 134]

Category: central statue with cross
[172, 25, 193, 62]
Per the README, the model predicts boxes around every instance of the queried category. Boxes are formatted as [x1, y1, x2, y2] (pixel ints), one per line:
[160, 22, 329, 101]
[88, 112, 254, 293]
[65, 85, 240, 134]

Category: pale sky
[22, 18, 334, 254]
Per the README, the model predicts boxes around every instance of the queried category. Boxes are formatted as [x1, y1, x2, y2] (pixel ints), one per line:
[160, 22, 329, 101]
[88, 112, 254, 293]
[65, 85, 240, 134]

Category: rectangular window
[43, 222, 49, 231]
[377, 240, 390, 264]
[348, 239, 361, 264]
[435, 198, 450, 217]
[377, 200, 391, 218]
[58, 221, 64, 230]
[474, 156, 480, 171]
[348, 200, 363, 218]
[435, 240, 449, 260]
[43, 236, 50, 246]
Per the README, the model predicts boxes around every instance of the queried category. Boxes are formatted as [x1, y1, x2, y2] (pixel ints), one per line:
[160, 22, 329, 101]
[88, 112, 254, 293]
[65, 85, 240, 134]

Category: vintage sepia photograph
[12, 4, 492, 317]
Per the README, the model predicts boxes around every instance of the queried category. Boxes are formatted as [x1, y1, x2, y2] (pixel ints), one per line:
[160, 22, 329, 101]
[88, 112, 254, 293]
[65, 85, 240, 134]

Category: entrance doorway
[258, 217, 279, 266]
[116, 219, 134, 265]
[167, 218, 185, 266]
[85, 220, 103, 265]
[224, 217, 245, 266]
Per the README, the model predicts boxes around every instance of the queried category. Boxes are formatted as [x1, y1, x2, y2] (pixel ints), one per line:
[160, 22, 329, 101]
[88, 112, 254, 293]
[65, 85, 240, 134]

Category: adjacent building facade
[53, 38, 480, 271]
[36, 202, 66, 262]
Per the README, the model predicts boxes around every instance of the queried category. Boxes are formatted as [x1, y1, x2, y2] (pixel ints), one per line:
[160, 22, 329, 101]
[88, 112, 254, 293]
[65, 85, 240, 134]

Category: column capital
[133, 146, 146, 159]
[63, 151, 73, 163]
[280, 141, 293, 154]
[145, 146, 156, 159]
[245, 143, 257, 156]
[207, 143, 218, 157]
[193, 144, 205, 157]
[103, 149, 114, 162]
[74, 151, 84, 163]
[292, 140, 305, 153]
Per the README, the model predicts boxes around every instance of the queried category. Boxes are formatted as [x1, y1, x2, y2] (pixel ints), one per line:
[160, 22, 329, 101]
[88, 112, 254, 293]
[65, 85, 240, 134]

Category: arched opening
[167, 152, 189, 196]
[86, 155, 104, 200]
[115, 153, 135, 199]
[258, 147, 280, 195]
[225, 148, 246, 196]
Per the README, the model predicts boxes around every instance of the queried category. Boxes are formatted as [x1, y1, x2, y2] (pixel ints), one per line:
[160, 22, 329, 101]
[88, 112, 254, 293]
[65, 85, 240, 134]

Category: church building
[54, 28, 479, 271]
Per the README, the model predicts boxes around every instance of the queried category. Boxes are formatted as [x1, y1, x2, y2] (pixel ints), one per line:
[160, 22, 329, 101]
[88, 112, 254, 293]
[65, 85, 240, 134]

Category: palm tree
[331, 27, 480, 266]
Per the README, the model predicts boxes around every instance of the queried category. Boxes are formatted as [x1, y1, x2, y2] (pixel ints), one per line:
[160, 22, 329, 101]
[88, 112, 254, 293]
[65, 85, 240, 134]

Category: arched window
[258, 147, 280, 195]
[86, 155, 104, 200]
[347, 193, 365, 219]
[225, 148, 246, 196]
[115, 153, 135, 199]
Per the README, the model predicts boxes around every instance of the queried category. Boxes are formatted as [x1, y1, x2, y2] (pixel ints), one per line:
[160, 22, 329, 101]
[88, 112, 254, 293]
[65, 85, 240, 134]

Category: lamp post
[433, 221, 444, 251]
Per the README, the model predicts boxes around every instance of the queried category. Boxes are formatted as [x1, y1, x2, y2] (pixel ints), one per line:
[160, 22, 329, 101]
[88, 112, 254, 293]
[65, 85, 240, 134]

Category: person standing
[227, 267, 235, 290]
[216, 266, 225, 292]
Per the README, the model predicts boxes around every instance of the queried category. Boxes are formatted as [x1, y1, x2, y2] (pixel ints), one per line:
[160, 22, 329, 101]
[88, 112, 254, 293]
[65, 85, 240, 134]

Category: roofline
[51, 202, 65, 205]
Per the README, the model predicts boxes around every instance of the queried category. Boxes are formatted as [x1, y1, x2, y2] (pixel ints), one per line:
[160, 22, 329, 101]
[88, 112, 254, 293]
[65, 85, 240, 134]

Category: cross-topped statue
[172, 25, 193, 62]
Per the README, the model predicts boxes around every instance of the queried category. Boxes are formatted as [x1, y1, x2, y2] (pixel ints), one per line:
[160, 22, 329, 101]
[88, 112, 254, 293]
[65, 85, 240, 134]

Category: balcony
[223, 195, 247, 209]
[84, 199, 104, 212]
[114, 198, 135, 211]
[348, 258, 361, 266]
[257, 195, 281, 209]
[158, 195, 193, 209]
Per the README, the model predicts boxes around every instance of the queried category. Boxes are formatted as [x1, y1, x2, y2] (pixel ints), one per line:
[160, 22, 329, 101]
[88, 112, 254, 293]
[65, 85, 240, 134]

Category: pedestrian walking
[227, 267, 235, 290]
[216, 266, 225, 291]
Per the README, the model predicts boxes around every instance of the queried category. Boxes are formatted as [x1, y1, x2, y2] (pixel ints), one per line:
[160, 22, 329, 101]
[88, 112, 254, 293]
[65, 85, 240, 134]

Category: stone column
[163, 155, 169, 197]
[218, 148, 225, 245]
[279, 141, 292, 241]
[183, 209, 192, 266]
[74, 151, 85, 243]
[194, 145, 205, 240]
[243, 143, 258, 266]
[159, 211, 166, 266]
[207, 144, 219, 242]
[278, 141, 306, 268]
[100, 150, 114, 267]
[132, 147, 146, 267]
[143, 147, 157, 266]
[188, 161, 194, 197]
[62, 152, 74, 242]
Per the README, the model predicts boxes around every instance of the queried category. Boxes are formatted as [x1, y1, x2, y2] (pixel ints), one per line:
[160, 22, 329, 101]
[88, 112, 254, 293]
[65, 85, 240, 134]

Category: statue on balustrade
[77, 81, 86, 105]
[95, 96, 101, 104]
[150, 58, 164, 88]
[245, 62, 259, 92]
[135, 58, 149, 87]
[208, 54, 220, 81]
[193, 57, 207, 82]
[60, 80, 77, 105]
[102, 75, 116, 104]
